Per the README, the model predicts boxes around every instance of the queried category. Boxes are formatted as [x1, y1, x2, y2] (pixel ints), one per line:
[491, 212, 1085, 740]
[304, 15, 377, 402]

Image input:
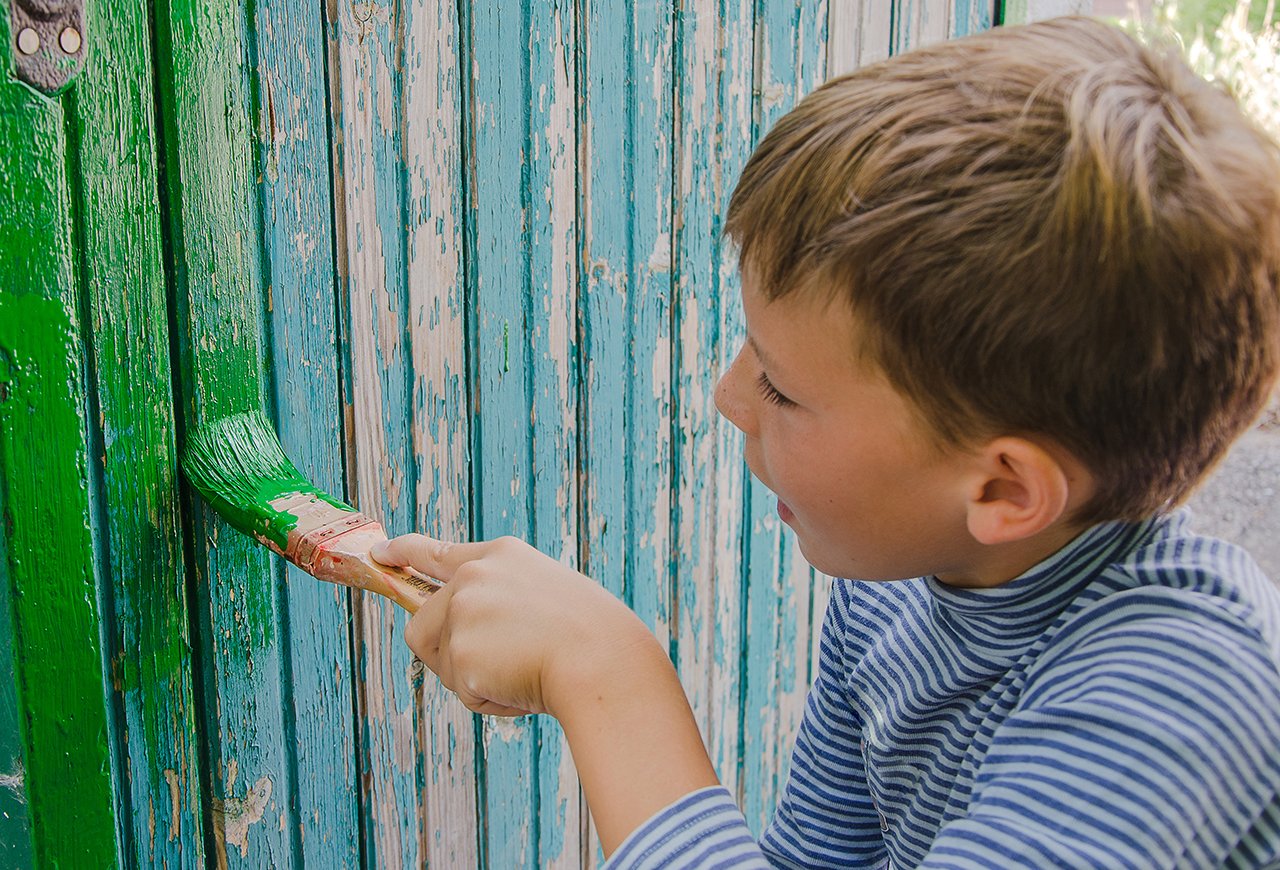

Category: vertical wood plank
[325, 1, 424, 865]
[253, 0, 361, 864]
[464, 0, 581, 861]
[671, 0, 752, 796]
[739, 0, 829, 836]
[893, 0, 955, 53]
[579, 0, 676, 860]
[951, 0, 995, 35]
[526, 2, 584, 865]
[0, 83, 118, 867]
[0, 480, 29, 868]
[402, 0, 480, 865]
[153, 0, 300, 863]
[68, 2, 206, 863]
[828, 1, 894, 77]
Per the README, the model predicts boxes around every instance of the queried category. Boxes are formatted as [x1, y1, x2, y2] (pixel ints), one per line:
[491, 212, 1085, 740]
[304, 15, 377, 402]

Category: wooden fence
[0, 1, 1014, 866]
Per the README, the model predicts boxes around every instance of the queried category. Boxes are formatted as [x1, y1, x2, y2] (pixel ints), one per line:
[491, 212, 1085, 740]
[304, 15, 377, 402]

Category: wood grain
[253, 0, 361, 863]
[154, 0, 299, 863]
[326, 1, 425, 864]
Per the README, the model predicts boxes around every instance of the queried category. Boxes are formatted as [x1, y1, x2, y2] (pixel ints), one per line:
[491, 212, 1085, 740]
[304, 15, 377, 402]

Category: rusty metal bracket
[9, 0, 85, 94]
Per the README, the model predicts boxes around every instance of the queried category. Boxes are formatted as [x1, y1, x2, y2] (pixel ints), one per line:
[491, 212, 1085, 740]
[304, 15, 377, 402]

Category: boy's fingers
[371, 533, 488, 581]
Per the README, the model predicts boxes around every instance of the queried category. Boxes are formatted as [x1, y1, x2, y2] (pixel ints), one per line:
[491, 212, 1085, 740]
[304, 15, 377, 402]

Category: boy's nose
[714, 350, 754, 436]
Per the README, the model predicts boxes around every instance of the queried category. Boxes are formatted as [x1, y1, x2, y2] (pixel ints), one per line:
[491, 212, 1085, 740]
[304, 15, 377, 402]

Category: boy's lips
[777, 499, 794, 522]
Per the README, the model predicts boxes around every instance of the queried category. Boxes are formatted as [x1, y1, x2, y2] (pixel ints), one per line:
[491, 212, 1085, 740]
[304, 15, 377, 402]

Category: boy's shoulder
[1070, 509, 1280, 662]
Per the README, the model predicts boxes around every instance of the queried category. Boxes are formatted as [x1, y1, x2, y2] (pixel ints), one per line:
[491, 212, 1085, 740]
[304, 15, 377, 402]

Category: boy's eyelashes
[756, 371, 797, 408]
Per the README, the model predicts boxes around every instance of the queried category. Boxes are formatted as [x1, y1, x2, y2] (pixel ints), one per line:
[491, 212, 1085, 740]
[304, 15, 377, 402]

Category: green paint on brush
[183, 411, 352, 550]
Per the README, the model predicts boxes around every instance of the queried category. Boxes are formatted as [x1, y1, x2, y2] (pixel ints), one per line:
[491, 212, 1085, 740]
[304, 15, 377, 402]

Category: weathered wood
[402, 0, 480, 865]
[738, 0, 830, 836]
[0, 82, 118, 866]
[68, 2, 206, 864]
[463, 0, 582, 861]
[671, 0, 752, 801]
[829, 1, 894, 76]
[325, 0, 426, 864]
[894, 0, 956, 53]
[253, 0, 361, 863]
[579, 1, 677, 861]
[0, 5, 1005, 865]
[153, 0, 300, 863]
[524, 2, 584, 865]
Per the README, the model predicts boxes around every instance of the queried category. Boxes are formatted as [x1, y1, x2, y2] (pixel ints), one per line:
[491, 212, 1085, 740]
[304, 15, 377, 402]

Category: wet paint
[184, 411, 351, 550]
[152, 0, 298, 862]
[0, 295, 117, 865]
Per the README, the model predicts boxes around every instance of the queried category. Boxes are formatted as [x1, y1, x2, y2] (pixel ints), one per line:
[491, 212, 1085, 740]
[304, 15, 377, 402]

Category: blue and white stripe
[607, 509, 1280, 868]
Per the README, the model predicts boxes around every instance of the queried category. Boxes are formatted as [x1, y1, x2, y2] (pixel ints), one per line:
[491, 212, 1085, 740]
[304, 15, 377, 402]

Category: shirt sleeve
[918, 597, 1280, 869]
[605, 581, 889, 870]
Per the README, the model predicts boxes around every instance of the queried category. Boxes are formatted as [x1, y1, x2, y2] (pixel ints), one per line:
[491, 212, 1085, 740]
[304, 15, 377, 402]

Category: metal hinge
[9, 0, 85, 95]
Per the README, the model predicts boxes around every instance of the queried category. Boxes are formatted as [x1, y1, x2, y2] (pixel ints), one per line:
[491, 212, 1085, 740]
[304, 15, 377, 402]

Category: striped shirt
[608, 510, 1280, 868]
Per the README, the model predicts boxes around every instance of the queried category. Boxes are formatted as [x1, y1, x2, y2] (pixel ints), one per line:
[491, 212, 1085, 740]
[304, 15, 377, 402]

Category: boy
[372, 16, 1280, 867]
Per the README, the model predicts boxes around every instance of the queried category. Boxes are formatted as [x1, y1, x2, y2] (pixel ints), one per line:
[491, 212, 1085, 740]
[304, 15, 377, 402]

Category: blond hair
[726, 16, 1280, 523]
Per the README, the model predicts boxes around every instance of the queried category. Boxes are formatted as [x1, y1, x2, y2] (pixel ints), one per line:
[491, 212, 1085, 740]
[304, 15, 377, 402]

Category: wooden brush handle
[304, 524, 444, 613]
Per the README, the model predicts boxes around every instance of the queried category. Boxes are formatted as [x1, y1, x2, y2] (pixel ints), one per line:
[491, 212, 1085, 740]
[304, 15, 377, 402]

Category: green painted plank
[66, 0, 207, 865]
[152, 0, 300, 863]
[0, 78, 118, 867]
[324, 1, 428, 864]
[0, 426, 31, 870]
[71, 4, 204, 866]
[401, 0, 479, 862]
[252, 0, 360, 863]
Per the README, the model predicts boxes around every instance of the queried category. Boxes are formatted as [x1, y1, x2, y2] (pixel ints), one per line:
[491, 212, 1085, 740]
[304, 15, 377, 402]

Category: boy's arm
[918, 605, 1280, 868]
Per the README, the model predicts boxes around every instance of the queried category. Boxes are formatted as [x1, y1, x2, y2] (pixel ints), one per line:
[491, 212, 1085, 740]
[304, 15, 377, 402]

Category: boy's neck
[934, 520, 1091, 589]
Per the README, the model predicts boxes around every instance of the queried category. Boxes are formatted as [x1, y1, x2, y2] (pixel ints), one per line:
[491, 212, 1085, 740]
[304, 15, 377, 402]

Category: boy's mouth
[777, 499, 795, 523]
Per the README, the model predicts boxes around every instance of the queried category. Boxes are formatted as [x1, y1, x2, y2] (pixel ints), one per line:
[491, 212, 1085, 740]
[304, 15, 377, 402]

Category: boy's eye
[756, 372, 796, 408]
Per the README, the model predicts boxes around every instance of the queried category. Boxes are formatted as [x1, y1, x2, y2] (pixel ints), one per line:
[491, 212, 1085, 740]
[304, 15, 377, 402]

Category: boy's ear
[964, 437, 1073, 546]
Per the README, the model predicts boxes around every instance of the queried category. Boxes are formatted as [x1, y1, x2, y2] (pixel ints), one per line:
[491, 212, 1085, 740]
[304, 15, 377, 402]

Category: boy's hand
[371, 532, 719, 855]
[371, 533, 656, 719]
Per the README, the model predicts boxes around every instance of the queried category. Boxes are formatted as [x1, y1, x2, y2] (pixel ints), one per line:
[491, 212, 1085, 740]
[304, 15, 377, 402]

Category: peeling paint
[213, 775, 273, 861]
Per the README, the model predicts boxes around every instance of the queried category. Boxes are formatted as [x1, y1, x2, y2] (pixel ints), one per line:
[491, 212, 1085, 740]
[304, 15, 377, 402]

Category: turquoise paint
[252, 0, 361, 861]
[467, 0, 545, 861]
[326, 1, 430, 864]
[581, 0, 677, 661]
[525, 3, 581, 862]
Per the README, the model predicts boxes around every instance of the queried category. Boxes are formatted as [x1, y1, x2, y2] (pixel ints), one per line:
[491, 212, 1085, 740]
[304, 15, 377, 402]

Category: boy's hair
[725, 16, 1280, 524]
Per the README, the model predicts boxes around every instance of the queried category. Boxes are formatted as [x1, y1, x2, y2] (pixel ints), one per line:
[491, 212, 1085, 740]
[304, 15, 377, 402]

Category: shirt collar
[924, 511, 1173, 642]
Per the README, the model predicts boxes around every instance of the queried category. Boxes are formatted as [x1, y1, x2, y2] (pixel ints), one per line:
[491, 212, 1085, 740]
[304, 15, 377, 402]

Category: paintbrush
[182, 411, 442, 612]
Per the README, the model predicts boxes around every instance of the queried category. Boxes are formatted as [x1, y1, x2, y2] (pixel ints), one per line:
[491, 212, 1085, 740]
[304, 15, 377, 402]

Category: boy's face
[715, 275, 980, 582]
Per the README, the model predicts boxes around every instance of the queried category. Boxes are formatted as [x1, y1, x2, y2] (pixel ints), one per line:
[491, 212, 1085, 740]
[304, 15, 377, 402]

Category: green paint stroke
[0, 293, 118, 865]
[183, 410, 352, 550]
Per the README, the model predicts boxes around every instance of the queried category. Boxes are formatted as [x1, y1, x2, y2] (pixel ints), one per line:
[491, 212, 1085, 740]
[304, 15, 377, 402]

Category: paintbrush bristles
[182, 410, 349, 549]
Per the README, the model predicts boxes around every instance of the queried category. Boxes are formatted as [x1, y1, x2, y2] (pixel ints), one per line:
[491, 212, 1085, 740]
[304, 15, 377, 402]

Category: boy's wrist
[543, 613, 718, 855]
[542, 610, 670, 723]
